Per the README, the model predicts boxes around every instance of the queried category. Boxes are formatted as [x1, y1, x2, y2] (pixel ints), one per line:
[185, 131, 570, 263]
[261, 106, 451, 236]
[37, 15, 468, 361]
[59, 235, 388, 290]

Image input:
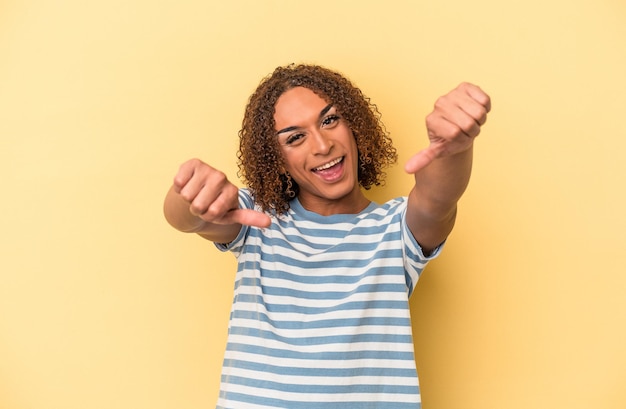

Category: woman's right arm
[163, 158, 270, 243]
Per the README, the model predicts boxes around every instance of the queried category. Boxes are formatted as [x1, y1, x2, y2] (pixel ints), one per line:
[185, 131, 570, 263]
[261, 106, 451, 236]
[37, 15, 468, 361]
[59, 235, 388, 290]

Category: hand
[405, 82, 491, 174]
[173, 158, 271, 228]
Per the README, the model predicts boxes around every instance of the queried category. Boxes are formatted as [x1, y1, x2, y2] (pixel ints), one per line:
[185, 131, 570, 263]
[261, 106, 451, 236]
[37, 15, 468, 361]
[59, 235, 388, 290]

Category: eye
[321, 114, 340, 128]
[285, 132, 305, 146]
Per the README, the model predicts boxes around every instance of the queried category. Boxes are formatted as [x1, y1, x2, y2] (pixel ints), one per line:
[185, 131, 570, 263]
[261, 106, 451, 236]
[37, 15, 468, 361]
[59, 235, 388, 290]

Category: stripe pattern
[215, 190, 440, 409]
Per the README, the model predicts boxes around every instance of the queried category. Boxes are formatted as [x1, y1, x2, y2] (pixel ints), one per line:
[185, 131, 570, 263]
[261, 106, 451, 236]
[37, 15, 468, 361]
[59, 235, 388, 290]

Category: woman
[164, 64, 490, 408]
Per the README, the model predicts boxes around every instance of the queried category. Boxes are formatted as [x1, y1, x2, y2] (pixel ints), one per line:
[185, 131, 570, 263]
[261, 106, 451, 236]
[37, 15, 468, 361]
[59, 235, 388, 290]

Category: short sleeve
[401, 204, 444, 296]
[213, 189, 255, 255]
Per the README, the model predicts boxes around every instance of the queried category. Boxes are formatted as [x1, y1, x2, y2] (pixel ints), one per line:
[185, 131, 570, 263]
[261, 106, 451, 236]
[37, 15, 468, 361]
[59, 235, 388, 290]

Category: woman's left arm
[405, 82, 491, 254]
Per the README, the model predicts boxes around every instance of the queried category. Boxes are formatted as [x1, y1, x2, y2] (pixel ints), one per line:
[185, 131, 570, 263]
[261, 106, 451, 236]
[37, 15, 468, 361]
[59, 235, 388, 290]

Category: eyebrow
[276, 104, 334, 136]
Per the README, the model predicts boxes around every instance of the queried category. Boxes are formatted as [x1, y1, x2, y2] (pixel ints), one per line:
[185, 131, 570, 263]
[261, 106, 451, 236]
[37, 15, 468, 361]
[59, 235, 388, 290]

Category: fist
[405, 82, 491, 174]
[173, 158, 270, 228]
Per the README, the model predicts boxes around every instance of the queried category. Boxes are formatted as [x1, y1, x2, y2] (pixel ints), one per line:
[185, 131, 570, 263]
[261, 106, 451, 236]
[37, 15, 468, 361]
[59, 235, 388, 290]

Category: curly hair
[237, 64, 397, 214]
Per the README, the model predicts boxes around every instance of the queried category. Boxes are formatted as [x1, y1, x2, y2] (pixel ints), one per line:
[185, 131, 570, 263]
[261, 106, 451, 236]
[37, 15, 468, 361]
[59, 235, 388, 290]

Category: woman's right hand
[166, 158, 270, 235]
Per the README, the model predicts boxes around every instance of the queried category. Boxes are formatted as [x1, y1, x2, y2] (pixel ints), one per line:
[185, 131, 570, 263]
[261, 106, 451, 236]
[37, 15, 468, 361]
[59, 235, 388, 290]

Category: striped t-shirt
[215, 189, 441, 409]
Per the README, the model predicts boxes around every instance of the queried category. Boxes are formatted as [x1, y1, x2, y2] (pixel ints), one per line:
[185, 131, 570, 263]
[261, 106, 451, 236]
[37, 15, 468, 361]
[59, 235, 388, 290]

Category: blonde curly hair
[237, 64, 397, 214]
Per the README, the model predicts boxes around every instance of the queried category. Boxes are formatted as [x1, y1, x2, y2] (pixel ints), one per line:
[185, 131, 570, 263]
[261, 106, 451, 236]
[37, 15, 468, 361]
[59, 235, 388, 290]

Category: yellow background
[1, 0, 625, 408]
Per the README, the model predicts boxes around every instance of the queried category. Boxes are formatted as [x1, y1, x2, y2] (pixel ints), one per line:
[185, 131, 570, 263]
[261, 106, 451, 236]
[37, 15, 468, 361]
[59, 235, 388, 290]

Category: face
[273, 86, 368, 215]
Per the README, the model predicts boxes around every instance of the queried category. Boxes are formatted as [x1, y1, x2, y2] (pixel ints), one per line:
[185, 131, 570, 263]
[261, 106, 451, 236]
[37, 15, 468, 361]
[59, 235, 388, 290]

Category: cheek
[347, 131, 359, 154]
[279, 149, 300, 175]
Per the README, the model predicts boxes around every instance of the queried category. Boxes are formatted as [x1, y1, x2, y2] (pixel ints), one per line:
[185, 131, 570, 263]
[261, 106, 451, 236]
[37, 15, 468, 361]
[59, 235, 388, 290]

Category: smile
[312, 157, 344, 172]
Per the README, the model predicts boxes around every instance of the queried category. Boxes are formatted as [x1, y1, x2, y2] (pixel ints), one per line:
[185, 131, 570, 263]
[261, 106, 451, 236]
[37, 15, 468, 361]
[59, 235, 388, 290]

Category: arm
[163, 158, 270, 243]
[404, 82, 491, 254]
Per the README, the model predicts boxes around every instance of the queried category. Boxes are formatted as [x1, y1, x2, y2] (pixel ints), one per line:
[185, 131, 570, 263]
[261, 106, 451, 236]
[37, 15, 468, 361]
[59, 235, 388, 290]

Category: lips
[312, 157, 344, 172]
[311, 156, 345, 183]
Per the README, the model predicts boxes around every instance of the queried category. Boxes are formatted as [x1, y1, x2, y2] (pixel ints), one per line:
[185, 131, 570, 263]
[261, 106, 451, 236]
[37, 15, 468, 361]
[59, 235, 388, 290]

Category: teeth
[313, 157, 343, 171]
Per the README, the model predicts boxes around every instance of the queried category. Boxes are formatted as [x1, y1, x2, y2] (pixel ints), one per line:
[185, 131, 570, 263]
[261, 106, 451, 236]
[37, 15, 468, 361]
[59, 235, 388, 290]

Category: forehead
[273, 87, 330, 129]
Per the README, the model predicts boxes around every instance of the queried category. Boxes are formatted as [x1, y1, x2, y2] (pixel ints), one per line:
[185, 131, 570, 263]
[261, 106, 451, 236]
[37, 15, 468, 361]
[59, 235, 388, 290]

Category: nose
[309, 129, 333, 155]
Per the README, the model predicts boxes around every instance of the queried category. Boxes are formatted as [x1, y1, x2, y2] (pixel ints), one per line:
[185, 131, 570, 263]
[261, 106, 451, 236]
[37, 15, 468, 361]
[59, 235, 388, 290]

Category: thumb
[223, 208, 272, 228]
[404, 144, 442, 174]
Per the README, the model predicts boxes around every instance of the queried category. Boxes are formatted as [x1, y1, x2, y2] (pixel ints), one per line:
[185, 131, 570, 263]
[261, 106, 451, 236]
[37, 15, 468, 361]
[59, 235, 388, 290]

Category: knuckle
[173, 175, 185, 190]
[213, 170, 227, 183]
[189, 202, 207, 216]
[202, 204, 224, 221]
[187, 157, 203, 167]
[460, 116, 476, 130]
[179, 190, 194, 202]
[179, 158, 199, 174]
[425, 112, 438, 128]
[433, 95, 448, 109]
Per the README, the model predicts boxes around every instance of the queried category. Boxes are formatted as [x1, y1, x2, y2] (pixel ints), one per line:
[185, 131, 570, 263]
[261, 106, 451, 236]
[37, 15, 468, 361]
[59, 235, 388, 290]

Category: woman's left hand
[405, 82, 491, 174]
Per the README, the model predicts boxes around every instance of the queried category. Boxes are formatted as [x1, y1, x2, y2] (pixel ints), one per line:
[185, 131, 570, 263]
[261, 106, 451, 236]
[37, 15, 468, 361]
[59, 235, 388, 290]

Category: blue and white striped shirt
[215, 189, 441, 409]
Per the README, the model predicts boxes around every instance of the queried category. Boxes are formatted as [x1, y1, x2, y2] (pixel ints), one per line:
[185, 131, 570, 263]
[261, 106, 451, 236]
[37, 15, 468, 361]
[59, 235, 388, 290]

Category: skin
[274, 87, 370, 216]
[163, 82, 491, 252]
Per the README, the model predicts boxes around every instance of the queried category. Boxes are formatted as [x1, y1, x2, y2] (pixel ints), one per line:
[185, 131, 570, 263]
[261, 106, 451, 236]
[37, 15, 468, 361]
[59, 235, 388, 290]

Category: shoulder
[238, 188, 255, 209]
[361, 197, 408, 222]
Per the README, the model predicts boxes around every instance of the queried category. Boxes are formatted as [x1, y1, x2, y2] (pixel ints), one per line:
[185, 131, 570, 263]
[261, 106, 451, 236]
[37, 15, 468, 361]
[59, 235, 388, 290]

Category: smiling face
[274, 87, 370, 215]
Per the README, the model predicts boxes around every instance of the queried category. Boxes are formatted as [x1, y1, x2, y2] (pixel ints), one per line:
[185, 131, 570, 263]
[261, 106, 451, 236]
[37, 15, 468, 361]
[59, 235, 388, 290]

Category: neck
[297, 190, 371, 216]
